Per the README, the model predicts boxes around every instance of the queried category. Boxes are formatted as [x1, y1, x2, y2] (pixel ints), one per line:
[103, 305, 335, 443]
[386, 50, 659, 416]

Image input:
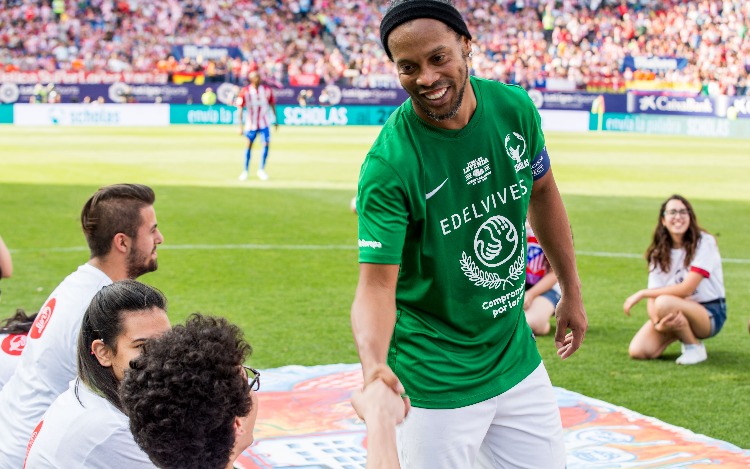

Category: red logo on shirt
[24, 420, 44, 468]
[1, 333, 27, 356]
[29, 298, 56, 339]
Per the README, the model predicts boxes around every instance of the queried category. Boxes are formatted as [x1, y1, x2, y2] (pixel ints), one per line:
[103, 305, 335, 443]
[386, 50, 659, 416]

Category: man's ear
[113, 233, 129, 254]
[91, 339, 112, 367]
[462, 37, 472, 57]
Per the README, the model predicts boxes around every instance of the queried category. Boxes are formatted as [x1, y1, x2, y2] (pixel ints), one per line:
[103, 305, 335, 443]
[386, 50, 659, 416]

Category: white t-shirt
[24, 379, 155, 468]
[0, 263, 112, 468]
[0, 332, 28, 390]
[648, 232, 725, 303]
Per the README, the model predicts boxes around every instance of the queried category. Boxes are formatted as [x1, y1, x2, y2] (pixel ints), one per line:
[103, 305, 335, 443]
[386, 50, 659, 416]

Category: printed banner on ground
[236, 364, 750, 468]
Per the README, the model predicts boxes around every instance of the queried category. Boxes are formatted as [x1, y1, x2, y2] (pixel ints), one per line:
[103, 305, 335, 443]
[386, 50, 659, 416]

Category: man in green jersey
[351, 0, 588, 467]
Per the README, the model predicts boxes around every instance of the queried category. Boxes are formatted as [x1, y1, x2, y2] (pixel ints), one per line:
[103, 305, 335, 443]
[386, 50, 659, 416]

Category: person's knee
[652, 295, 680, 315]
[529, 319, 551, 336]
[524, 311, 551, 336]
[628, 341, 657, 360]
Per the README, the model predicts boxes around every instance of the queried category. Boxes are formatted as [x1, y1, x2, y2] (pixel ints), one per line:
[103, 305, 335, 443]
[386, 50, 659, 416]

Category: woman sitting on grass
[623, 194, 726, 365]
[24, 280, 170, 467]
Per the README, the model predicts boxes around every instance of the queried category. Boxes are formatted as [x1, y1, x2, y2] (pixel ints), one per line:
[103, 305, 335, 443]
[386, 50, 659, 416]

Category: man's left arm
[528, 169, 587, 359]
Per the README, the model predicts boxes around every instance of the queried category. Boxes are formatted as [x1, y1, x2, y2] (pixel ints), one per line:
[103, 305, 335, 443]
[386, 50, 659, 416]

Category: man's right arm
[351, 263, 400, 385]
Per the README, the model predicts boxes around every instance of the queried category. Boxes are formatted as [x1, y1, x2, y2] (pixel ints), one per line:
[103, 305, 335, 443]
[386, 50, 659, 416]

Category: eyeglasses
[243, 365, 261, 391]
[664, 209, 689, 217]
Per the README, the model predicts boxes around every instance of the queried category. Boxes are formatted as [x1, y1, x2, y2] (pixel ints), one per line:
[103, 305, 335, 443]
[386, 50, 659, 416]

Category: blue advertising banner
[729, 96, 750, 120]
[625, 94, 717, 117]
[278, 105, 397, 126]
[621, 55, 689, 72]
[588, 112, 750, 138]
[169, 104, 398, 126]
[0, 81, 409, 106]
[527, 90, 602, 111]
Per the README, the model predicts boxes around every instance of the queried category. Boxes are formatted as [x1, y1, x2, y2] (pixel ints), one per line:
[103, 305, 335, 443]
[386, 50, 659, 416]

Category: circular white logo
[473, 215, 518, 268]
[323, 85, 342, 105]
[108, 82, 130, 103]
[217, 82, 240, 105]
[0, 83, 20, 104]
[528, 89, 543, 109]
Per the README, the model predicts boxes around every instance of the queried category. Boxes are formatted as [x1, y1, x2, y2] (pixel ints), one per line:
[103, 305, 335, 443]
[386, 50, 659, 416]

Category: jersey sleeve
[235, 87, 246, 107]
[647, 265, 662, 289]
[357, 155, 408, 265]
[690, 234, 718, 278]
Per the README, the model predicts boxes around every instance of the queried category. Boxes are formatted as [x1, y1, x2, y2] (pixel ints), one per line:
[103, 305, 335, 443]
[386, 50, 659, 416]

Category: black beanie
[380, 0, 472, 61]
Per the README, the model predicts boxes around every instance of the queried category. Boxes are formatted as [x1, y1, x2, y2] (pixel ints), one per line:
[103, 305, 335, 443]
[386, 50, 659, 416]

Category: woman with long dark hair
[0, 309, 37, 389]
[623, 194, 726, 365]
[24, 280, 169, 467]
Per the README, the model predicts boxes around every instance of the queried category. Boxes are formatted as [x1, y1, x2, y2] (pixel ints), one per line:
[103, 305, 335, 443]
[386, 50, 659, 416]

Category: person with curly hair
[0, 310, 37, 390]
[623, 194, 726, 365]
[24, 280, 170, 467]
[0, 184, 165, 468]
[120, 313, 257, 469]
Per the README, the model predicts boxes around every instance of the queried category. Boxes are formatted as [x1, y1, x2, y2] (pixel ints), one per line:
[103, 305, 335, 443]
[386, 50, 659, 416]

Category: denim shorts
[540, 288, 561, 308]
[702, 298, 727, 337]
[525, 283, 561, 308]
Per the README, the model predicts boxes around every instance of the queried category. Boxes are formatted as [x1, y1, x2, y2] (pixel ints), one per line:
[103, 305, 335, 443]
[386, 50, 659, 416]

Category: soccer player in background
[0, 184, 164, 468]
[351, 0, 587, 467]
[237, 69, 278, 181]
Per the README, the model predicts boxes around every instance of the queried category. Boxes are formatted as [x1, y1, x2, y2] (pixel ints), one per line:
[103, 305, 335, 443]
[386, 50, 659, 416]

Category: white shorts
[396, 363, 565, 469]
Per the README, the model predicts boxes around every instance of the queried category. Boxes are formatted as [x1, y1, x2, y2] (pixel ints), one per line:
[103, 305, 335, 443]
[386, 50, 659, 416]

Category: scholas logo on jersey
[504, 132, 529, 173]
[29, 298, 56, 340]
[2, 334, 27, 356]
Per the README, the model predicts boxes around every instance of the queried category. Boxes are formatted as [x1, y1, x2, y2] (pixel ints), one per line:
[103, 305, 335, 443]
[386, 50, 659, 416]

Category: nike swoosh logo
[425, 178, 448, 200]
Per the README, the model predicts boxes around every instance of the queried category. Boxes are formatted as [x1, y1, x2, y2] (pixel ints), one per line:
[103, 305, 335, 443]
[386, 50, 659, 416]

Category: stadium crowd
[1, 0, 749, 95]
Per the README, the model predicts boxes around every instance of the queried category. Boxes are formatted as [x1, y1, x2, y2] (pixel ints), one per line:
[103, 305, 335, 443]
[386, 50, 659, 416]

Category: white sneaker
[676, 342, 707, 365]
[257, 169, 269, 181]
[238, 170, 248, 181]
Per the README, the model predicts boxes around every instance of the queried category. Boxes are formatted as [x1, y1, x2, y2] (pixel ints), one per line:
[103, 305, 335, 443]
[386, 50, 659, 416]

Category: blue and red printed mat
[235, 364, 750, 468]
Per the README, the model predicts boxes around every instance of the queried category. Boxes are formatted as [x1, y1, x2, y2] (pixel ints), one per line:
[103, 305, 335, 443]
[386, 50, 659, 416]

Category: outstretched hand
[352, 378, 408, 425]
[363, 364, 411, 416]
[554, 295, 587, 360]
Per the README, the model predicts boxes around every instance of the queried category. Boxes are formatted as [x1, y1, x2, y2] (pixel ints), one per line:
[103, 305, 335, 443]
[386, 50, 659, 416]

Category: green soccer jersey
[357, 77, 545, 409]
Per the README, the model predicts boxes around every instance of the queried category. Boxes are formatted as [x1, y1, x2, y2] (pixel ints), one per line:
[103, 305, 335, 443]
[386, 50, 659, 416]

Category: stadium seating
[0, 0, 747, 95]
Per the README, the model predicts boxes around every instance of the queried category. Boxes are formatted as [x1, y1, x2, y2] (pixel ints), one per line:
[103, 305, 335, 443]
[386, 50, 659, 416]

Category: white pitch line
[10, 246, 750, 264]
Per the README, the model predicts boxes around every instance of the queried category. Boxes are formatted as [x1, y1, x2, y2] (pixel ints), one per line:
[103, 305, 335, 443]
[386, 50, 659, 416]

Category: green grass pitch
[0, 125, 748, 448]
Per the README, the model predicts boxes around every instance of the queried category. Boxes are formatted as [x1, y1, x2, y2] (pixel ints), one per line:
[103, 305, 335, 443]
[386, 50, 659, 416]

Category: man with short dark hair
[351, 1, 588, 467]
[0, 184, 164, 468]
